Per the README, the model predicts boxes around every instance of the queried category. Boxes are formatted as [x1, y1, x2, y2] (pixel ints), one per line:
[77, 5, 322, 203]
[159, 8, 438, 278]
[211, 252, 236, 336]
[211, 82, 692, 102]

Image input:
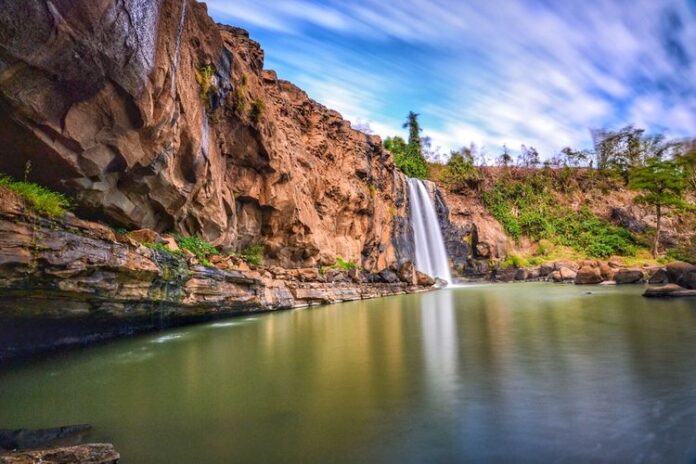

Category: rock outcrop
[0, 188, 431, 362]
[0, 0, 413, 271]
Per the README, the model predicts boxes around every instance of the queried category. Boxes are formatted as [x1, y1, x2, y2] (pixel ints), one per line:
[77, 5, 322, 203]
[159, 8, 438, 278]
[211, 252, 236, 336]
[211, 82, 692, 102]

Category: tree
[518, 145, 540, 168]
[384, 113, 429, 179]
[403, 111, 422, 152]
[629, 157, 687, 257]
[497, 145, 513, 168]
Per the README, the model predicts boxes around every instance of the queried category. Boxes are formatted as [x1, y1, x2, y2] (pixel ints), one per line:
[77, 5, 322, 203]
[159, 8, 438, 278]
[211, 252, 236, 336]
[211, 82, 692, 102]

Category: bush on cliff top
[0, 174, 70, 217]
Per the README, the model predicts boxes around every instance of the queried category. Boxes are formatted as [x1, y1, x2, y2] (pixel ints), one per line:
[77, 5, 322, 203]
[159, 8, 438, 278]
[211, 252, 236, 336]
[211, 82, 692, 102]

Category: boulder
[647, 268, 669, 285]
[607, 258, 624, 269]
[539, 264, 554, 277]
[550, 271, 562, 282]
[666, 261, 696, 284]
[379, 269, 401, 284]
[644, 284, 696, 298]
[514, 268, 528, 281]
[415, 271, 435, 287]
[554, 261, 579, 272]
[575, 266, 603, 285]
[677, 269, 696, 290]
[599, 262, 616, 281]
[397, 261, 417, 285]
[496, 267, 518, 282]
[559, 267, 577, 281]
[614, 268, 644, 284]
[125, 228, 160, 244]
[526, 268, 541, 280]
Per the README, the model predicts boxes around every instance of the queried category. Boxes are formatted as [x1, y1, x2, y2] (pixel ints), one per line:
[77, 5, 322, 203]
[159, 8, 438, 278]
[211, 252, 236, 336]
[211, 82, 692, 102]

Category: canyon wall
[0, 0, 413, 270]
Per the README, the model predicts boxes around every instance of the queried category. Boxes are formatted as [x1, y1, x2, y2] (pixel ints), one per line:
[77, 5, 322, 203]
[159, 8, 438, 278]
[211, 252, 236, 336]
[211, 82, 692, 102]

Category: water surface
[1, 284, 696, 463]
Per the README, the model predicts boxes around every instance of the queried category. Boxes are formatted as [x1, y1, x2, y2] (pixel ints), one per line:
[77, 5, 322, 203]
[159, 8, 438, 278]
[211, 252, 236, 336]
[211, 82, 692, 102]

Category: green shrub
[500, 253, 528, 269]
[440, 153, 482, 192]
[0, 175, 70, 217]
[334, 256, 358, 271]
[175, 234, 218, 266]
[483, 178, 640, 258]
[242, 244, 264, 266]
[195, 65, 215, 103]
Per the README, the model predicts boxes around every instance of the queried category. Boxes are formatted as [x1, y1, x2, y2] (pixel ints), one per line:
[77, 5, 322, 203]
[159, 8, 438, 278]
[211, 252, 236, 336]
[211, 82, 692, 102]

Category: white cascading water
[407, 178, 452, 284]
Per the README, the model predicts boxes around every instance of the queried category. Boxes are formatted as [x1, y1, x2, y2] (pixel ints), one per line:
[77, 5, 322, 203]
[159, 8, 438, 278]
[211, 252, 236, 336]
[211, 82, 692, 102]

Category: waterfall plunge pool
[1, 284, 696, 463]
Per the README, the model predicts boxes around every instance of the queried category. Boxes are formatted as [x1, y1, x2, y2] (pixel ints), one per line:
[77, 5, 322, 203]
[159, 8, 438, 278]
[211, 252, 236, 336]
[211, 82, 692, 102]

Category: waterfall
[408, 178, 452, 284]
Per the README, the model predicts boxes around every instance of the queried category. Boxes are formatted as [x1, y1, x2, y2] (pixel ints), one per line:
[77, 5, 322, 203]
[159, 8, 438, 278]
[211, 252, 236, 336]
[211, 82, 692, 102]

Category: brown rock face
[0, 1, 412, 270]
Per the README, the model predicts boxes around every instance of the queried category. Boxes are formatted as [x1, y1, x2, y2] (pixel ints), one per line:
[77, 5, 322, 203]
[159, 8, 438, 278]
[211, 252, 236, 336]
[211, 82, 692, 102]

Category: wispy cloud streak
[208, 0, 696, 156]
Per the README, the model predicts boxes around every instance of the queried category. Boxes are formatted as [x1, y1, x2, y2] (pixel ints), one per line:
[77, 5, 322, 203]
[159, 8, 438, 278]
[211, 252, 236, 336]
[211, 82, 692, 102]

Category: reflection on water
[1, 284, 696, 463]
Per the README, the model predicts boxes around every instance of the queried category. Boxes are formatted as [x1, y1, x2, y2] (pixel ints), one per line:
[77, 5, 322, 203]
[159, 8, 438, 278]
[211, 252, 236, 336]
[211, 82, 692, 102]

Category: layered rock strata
[0, 189, 431, 362]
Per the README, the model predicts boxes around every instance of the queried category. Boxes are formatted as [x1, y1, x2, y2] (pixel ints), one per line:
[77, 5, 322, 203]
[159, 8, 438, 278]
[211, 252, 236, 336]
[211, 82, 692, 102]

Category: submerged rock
[644, 284, 696, 298]
[0, 425, 91, 452]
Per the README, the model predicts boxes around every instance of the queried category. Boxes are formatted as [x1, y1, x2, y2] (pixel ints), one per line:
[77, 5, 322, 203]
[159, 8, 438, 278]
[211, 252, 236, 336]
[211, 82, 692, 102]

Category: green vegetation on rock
[241, 244, 264, 266]
[0, 174, 70, 217]
[483, 175, 639, 258]
[175, 234, 219, 267]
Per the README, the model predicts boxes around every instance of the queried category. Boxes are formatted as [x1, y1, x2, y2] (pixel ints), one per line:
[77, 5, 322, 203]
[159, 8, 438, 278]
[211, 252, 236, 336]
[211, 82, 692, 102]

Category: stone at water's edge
[644, 284, 696, 298]
[0, 444, 119, 464]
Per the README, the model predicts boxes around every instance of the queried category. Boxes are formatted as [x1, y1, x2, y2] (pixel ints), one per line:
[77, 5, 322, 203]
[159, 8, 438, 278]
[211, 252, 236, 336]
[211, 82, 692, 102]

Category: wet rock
[575, 266, 603, 285]
[666, 262, 696, 284]
[416, 271, 435, 287]
[397, 261, 417, 285]
[0, 444, 118, 464]
[379, 269, 401, 284]
[647, 268, 669, 284]
[677, 269, 696, 290]
[614, 269, 644, 284]
[539, 264, 554, 277]
[514, 268, 528, 281]
[496, 267, 518, 282]
[644, 284, 696, 298]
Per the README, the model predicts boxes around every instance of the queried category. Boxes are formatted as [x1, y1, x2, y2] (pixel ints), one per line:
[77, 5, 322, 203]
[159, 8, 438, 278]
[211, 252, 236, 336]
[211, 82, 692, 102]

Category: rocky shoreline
[490, 258, 696, 296]
[0, 189, 434, 364]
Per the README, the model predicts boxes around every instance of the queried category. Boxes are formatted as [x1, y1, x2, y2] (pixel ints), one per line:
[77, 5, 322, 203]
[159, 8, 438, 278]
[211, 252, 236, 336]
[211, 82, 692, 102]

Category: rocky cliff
[0, 187, 432, 362]
[0, 0, 413, 270]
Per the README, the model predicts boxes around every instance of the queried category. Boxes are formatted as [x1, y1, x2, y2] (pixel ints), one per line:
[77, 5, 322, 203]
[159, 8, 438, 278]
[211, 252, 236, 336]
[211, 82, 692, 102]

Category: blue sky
[207, 0, 696, 158]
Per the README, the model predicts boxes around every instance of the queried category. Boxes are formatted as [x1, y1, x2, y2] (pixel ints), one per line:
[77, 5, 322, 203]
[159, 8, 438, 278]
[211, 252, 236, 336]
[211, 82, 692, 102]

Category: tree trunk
[653, 204, 661, 258]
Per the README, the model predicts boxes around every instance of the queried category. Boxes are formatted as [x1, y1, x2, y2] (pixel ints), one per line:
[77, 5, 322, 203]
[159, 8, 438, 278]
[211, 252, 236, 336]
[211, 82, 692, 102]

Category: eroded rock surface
[0, 0, 412, 270]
